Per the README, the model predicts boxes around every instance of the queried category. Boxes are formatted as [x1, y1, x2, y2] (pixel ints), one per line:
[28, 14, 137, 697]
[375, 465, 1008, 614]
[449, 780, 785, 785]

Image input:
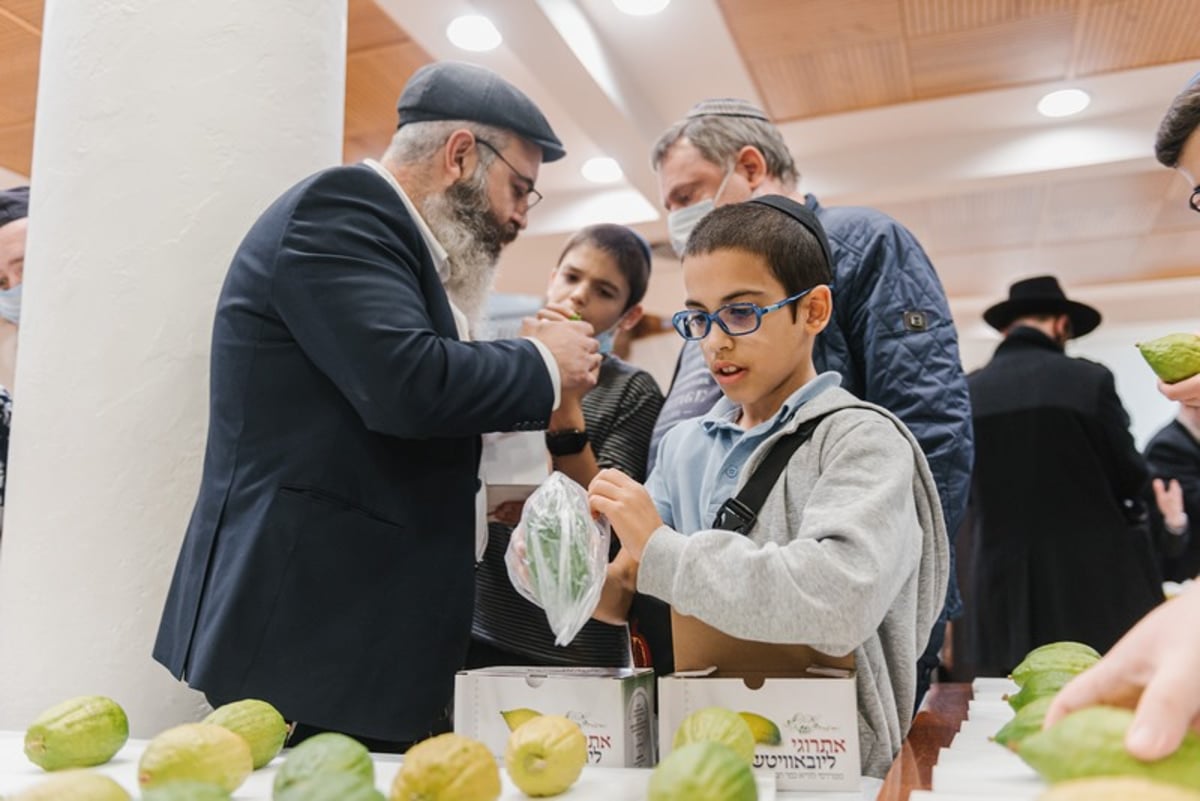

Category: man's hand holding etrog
[522, 316, 601, 393]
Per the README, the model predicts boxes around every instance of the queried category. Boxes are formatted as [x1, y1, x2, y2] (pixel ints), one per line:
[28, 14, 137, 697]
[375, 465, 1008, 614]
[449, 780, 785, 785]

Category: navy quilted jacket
[648, 195, 972, 618]
[808, 195, 972, 616]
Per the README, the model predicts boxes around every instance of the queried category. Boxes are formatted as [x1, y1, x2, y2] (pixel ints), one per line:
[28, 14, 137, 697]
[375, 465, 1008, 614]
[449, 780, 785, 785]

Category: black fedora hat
[983, 275, 1101, 338]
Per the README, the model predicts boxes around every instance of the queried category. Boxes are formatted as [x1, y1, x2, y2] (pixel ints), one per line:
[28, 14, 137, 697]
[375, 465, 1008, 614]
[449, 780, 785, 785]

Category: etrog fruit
[993, 695, 1054, 751]
[1004, 670, 1075, 711]
[673, 707, 756, 765]
[202, 698, 287, 769]
[1039, 777, 1200, 800]
[389, 733, 500, 801]
[1011, 645, 1099, 687]
[24, 695, 129, 771]
[8, 770, 131, 801]
[649, 742, 758, 801]
[275, 772, 385, 801]
[505, 714, 587, 797]
[273, 732, 373, 794]
[137, 723, 252, 793]
[1138, 333, 1200, 384]
[1020, 706, 1200, 790]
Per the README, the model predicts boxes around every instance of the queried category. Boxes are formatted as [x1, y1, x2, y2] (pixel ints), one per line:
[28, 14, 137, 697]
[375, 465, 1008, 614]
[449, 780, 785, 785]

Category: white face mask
[666, 166, 734, 257]
[0, 283, 21, 325]
[595, 327, 617, 355]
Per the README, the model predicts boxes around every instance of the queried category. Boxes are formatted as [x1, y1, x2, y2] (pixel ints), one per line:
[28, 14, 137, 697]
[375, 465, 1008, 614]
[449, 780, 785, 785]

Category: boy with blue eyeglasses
[588, 195, 948, 778]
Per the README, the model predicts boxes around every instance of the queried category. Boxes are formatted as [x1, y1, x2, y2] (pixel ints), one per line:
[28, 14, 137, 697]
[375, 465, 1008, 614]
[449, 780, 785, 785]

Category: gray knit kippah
[685, 98, 770, 121]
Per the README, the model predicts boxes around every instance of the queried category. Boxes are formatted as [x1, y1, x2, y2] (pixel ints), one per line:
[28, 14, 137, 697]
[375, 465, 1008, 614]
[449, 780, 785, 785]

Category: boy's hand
[588, 468, 663, 562]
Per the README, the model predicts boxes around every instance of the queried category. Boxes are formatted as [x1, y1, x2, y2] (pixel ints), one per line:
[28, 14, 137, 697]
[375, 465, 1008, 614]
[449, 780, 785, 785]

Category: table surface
[0, 730, 890, 800]
[0, 685, 979, 800]
[876, 683, 972, 801]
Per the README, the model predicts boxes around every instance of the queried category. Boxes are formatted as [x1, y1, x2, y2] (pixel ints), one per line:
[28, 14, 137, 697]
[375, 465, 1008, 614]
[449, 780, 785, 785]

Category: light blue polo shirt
[645, 372, 841, 534]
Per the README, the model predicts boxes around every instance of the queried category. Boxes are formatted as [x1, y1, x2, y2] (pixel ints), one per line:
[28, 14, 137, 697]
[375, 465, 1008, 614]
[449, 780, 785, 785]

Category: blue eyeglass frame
[671, 283, 832, 341]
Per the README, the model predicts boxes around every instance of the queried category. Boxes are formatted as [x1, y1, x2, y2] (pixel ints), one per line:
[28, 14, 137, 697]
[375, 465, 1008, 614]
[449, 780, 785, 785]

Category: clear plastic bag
[506, 471, 611, 647]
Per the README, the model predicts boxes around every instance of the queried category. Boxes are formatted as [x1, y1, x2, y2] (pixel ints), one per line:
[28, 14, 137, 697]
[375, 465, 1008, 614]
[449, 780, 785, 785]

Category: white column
[0, 0, 347, 735]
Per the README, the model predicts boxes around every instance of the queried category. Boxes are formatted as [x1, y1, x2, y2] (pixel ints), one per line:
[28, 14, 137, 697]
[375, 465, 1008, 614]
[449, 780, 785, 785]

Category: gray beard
[419, 166, 516, 337]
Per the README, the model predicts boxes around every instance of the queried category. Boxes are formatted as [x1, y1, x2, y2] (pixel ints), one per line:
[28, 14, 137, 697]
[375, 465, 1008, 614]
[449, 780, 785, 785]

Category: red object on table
[876, 683, 972, 801]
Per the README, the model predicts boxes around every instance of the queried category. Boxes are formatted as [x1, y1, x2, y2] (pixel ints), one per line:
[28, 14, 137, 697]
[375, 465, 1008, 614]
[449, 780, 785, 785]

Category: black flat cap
[398, 61, 565, 163]
[749, 195, 833, 272]
[0, 186, 29, 229]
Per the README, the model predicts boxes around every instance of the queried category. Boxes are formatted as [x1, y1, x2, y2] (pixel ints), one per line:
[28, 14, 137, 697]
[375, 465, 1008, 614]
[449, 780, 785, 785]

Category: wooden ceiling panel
[907, 10, 1076, 97]
[343, 41, 431, 164]
[933, 246, 1039, 298]
[921, 184, 1046, 253]
[1038, 170, 1172, 243]
[1151, 175, 1200, 232]
[0, 123, 32, 176]
[1134, 227, 1200, 277]
[751, 41, 911, 119]
[347, 0, 407, 54]
[902, 0, 1078, 37]
[0, 0, 43, 33]
[1073, 0, 1200, 77]
[0, 17, 39, 130]
[727, 0, 1200, 122]
[1028, 236, 1142, 284]
[719, 0, 903, 61]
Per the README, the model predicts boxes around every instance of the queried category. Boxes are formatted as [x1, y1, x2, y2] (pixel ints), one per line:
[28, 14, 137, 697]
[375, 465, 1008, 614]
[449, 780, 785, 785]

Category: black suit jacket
[965, 327, 1161, 673]
[1145, 419, 1200, 581]
[154, 164, 553, 739]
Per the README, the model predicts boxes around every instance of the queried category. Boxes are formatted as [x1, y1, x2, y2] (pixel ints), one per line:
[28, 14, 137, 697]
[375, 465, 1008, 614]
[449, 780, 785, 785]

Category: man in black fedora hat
[963, 275, 1163, 676]
[153, 61, 602, 749]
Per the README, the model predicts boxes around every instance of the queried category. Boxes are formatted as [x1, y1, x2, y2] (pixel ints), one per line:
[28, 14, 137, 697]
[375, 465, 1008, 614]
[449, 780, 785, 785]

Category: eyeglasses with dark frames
[475, 137, 543, 210]
[671, 284, 832, 341]
[1190, 185, 1200, 213]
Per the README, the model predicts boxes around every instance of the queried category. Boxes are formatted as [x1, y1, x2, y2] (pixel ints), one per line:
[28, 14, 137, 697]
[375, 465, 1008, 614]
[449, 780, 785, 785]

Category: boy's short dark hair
[558, 223, 652, 311]
[683, 200, 834, 298]
[1156, 74, 1200, 168]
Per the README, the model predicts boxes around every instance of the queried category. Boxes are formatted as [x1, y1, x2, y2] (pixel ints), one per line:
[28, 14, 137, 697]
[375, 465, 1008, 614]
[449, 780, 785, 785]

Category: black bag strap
[711, 411, 837, 535]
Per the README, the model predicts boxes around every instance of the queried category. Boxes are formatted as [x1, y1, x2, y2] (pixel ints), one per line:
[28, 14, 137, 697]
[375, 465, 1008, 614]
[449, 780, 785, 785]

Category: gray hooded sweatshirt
[639, 385, 949, 778]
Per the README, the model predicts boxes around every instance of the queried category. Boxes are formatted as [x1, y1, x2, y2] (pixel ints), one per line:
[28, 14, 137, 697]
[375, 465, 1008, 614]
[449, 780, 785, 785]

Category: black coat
[154, 164, 553, 740]
[1145, 419, 1200, 581]
[965, 327, 1162, 674]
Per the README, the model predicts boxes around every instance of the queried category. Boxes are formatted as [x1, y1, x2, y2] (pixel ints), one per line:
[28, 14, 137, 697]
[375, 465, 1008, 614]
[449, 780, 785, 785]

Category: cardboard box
[454, 666, 656, 767]
[658, 612, 861, 792]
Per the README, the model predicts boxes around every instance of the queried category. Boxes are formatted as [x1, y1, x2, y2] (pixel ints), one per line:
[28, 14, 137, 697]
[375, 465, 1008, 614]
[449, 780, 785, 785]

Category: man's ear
[441, 129, 478, 185]
[619, 303, 645, 331]
[735, 145, 769, 190]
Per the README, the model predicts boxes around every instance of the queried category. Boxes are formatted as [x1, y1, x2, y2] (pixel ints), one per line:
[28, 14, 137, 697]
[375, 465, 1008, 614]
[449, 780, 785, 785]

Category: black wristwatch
[545, 429, 589, 456]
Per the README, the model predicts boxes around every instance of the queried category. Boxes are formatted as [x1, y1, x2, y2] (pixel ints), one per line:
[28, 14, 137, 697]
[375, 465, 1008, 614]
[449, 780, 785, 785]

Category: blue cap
[397, 61, 566, 163]
[0, 186, 29, 229]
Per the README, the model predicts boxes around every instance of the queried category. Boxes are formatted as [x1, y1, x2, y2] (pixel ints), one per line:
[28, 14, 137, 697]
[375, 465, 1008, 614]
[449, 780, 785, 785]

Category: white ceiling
[380, 0, 1200, 324]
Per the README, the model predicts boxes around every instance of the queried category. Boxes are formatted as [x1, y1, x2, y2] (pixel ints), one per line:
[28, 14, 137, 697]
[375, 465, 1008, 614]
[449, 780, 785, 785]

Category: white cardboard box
[454, 666, 656, 768]
[658, 668, 860, 792]
[660, 611, 861, 792]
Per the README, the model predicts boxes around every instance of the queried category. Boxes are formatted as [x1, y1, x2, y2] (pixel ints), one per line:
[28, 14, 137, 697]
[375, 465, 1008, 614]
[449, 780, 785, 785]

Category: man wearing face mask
[965, 276, 1163, 675]
[0, 186, 27, 531]
[154, 62, 601, 750]
[645, 99, 972, 703]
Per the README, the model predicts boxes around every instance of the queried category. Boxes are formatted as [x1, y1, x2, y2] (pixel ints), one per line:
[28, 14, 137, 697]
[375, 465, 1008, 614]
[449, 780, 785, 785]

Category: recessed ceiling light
[446, 15, 502, 52]
[582, 157, 624, 184]
[613, 0, 670, 16]
[1037, 88, 1090, 118]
